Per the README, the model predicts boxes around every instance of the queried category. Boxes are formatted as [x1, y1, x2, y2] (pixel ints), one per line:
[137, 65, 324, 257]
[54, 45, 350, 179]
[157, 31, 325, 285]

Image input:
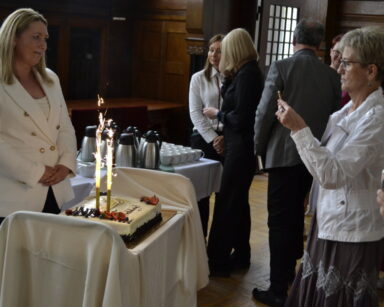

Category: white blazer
[0, 68, 77, 216]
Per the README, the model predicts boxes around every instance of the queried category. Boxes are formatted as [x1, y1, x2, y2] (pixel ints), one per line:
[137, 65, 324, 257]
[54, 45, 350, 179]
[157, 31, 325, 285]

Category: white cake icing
[66, 195, 161, 239]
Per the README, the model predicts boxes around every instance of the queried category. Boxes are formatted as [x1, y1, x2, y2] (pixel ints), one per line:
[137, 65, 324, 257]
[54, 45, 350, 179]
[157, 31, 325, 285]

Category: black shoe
[252, 288, 286, 307]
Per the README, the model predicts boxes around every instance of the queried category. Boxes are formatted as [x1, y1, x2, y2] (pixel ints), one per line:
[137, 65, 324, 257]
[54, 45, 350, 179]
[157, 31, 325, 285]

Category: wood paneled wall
[130, 0, 190, 105]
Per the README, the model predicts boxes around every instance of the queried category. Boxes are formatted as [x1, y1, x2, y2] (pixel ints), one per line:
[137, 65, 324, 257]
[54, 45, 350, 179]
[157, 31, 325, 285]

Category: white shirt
[34, 96, 50, 120]
[292, 88, 384, 242]
[189, 68, 223, 143]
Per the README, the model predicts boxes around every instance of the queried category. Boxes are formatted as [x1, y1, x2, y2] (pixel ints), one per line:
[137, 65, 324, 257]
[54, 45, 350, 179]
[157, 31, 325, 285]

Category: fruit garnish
[140, 195, 159, 205]
[65, 209, 73, 215]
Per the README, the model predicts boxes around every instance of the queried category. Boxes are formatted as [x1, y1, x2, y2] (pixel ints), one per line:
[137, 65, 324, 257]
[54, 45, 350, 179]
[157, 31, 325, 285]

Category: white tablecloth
[65, 158, 222, 211]
[0, 168, 209, 307]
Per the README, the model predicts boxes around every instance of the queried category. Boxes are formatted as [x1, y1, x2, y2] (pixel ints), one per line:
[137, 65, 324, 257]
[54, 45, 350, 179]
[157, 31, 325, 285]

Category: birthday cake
[65, 195, 162, 242]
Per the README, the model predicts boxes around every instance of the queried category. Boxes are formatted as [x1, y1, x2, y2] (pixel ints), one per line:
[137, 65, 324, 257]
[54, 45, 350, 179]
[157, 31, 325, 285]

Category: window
[265, 5, 299, 66]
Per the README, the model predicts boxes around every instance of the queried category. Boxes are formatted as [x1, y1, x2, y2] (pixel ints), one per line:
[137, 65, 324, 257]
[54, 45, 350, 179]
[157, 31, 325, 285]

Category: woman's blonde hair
[0, 8, 52, 84]
[219, 28, 258, 77]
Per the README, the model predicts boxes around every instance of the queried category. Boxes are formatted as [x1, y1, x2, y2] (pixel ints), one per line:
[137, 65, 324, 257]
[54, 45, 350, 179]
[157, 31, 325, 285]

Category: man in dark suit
[252, 19, 341, 306]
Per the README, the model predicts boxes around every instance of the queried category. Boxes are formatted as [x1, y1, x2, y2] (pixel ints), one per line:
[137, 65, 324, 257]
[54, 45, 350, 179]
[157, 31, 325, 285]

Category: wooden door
[258, 0, 304, 75]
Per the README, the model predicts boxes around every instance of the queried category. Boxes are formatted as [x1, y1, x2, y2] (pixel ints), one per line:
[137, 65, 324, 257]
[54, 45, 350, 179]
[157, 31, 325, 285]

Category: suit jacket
[254, 48, 341, 169]
[219, 60, 264, 158]
[0, 68, 77, 216]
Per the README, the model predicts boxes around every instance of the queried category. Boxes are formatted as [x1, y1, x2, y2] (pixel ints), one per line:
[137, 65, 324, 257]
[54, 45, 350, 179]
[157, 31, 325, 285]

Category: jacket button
[24, 111, 29, 117]
[50, 146, 56, 151]
[31, 132, 37, 136]
[340, 200, 345, 205]
[56, 125, 60, 130]
[39, 148, 45, 153]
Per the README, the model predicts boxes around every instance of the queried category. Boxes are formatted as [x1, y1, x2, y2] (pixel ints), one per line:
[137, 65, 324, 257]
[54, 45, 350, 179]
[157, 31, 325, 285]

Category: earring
[368, 81, 372, 87]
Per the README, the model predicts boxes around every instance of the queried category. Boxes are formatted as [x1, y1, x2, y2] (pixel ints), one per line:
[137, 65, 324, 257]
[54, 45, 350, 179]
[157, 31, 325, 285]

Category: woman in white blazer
[0, 8, 77, 223]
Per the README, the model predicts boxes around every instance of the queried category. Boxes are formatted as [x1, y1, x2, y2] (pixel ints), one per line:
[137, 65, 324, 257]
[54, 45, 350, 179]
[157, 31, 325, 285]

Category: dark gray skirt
[285, 211, 384, 307]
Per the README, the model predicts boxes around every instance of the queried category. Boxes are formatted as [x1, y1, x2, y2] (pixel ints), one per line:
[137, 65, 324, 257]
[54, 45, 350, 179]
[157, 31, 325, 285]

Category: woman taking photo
[189, 34, 225, 239]
[0, 8, 77, 224]
[204, 28, 264, 276]
[276, 26, 384, 306]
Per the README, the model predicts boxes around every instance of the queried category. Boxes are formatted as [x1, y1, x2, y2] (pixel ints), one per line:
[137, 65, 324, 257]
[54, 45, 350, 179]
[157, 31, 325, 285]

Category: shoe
[252, 288, 286, 307]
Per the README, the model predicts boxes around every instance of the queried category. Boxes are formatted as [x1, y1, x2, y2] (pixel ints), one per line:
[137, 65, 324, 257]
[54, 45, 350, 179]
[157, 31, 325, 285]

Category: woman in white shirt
[189, 34, 224, 238]
[0, 8, 77, 224]
[276, 26, 384, 306]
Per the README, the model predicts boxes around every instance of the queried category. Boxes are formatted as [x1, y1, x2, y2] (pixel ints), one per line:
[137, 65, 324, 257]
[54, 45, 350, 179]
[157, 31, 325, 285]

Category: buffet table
[0, 168, 209, 307]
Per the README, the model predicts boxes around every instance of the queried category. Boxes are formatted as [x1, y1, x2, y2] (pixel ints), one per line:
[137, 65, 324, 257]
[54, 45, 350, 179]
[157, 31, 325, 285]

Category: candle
[106, 124, 114, 211]
[95, 95, 105, 210]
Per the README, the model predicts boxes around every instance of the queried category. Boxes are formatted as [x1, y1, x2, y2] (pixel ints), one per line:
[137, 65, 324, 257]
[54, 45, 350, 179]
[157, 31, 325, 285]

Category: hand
[39, 164, 70, 186]
[275, 99, 307, 133]
[377, 189, 384, 216]
[38, 165, 56, 186]
[213, 135, 224, 155]
[203, 107, 219, 119]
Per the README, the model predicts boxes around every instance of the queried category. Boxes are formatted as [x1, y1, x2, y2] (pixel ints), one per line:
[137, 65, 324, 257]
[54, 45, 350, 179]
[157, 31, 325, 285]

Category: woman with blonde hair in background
[204, 28, 264, 276]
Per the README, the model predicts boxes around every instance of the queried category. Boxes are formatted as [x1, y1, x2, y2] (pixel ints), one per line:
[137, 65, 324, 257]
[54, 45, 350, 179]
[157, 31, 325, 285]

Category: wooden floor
[197, 175, 384, 307]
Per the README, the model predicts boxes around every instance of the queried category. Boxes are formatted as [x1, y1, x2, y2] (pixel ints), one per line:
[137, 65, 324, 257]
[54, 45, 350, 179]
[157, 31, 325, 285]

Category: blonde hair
[340, 26, 384, 81]
[0, 8, 52, 84]
[219, 28, 258, 77]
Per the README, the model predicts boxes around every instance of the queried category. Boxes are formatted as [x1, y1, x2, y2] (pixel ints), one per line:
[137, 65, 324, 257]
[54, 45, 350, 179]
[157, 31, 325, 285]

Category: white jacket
[292, 88, 384, 242]
[0, 69, 77, 216]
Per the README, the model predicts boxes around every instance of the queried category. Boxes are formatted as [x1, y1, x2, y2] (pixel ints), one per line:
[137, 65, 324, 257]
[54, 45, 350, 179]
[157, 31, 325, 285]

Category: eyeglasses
[340, 59, 364, 69]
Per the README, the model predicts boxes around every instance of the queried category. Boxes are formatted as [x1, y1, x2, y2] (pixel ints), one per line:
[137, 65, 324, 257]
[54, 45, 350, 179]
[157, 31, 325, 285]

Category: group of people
[190, 19, 384, 307]
[1, 6, 384, 307]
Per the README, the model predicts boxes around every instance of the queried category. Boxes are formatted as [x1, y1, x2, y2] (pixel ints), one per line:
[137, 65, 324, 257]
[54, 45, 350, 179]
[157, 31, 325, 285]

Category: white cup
[160, 152, 173, 166]
[192, 149, 204, 161]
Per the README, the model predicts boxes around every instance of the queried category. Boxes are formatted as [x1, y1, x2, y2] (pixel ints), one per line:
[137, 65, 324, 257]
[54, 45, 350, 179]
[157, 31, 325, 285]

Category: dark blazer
[254, 48, 341, 169]
[219, 60, 264, 156]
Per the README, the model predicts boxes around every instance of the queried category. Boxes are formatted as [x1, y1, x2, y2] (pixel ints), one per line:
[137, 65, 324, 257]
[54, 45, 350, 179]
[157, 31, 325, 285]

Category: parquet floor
[197, 174, 384, 307]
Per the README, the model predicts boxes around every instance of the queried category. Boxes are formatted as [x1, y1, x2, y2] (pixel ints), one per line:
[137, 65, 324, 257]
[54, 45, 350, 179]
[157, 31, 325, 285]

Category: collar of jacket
[293, 48, 316, 57]
[336, 87, 384, 134]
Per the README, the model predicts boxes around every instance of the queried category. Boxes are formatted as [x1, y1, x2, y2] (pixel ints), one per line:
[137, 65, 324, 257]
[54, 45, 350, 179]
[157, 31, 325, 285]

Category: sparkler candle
[95, 95, 105, 210]
[106, 124, 115, 211]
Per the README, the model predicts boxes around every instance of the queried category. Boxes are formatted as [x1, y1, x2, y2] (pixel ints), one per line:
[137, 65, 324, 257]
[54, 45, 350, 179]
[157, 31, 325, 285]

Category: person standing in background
[253, 19, 341, 306]
[189, 34, 225, 239]
[330, 33, 351, 106]
[329, 34, 343, 71]
[204, 28, 264, 277]
[0, 8, 77, 225]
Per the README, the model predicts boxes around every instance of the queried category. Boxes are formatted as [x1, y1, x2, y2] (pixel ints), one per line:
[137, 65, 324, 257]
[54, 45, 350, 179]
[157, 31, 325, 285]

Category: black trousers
[190, 131, 224, 238]
[0, 187, 60, 226]
[207, 144, 256, 270]
[267, 165, 312, 296]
